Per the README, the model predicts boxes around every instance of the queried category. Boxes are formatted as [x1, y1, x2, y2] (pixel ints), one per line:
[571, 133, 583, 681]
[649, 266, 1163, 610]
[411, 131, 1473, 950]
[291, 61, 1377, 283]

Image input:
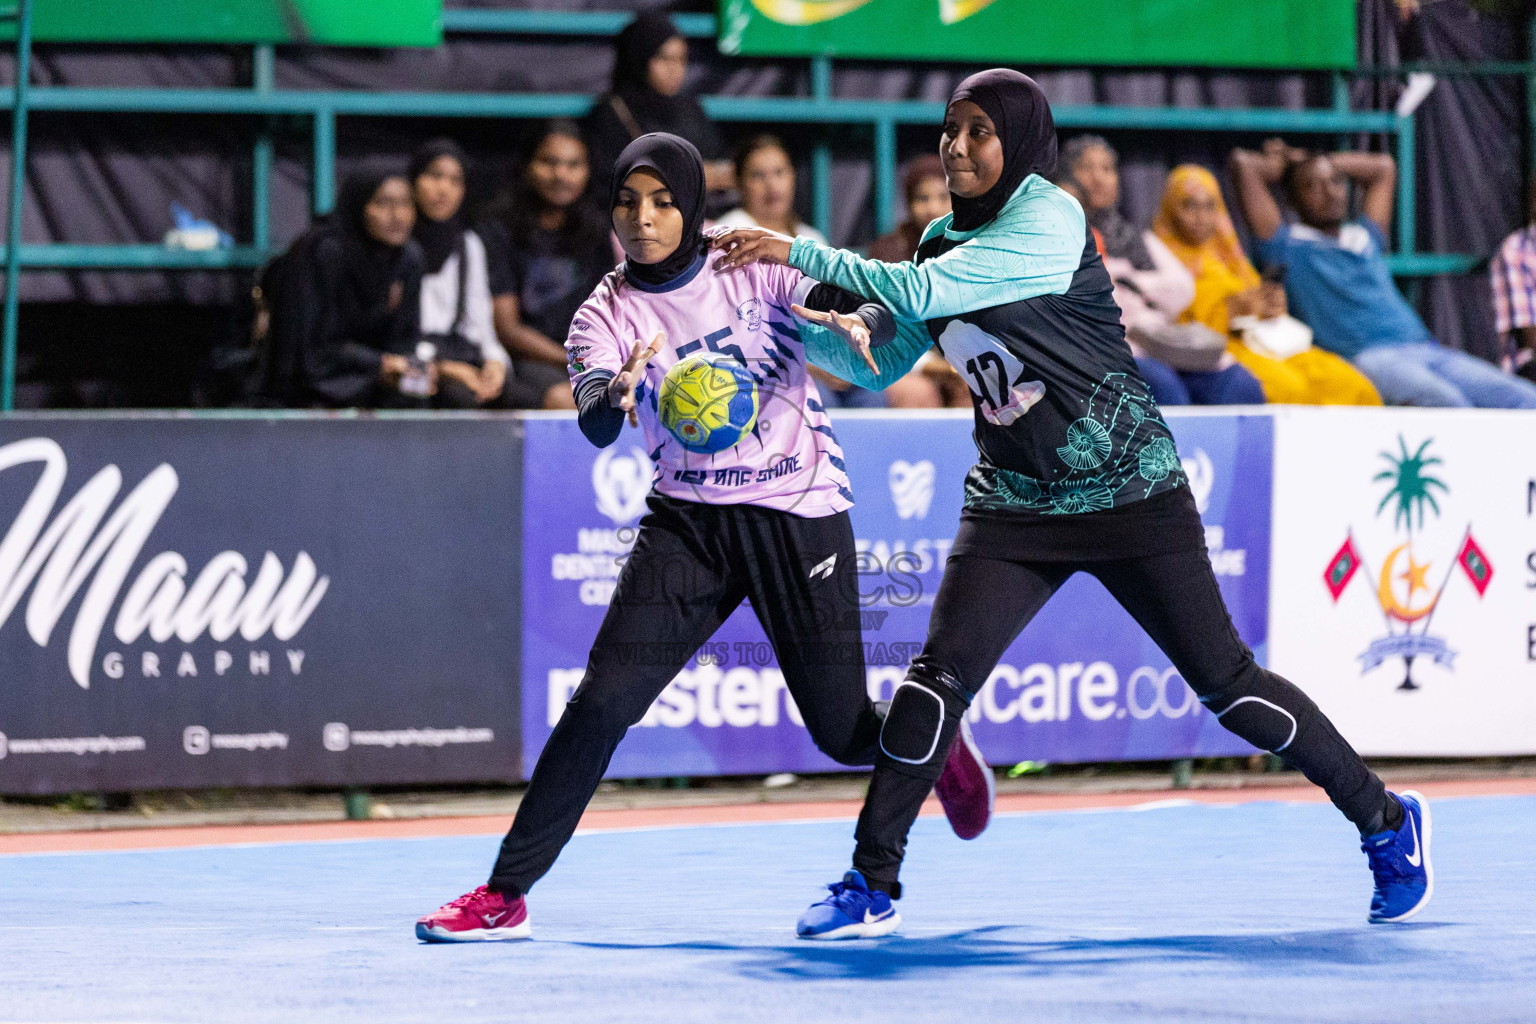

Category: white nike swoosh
[1404, 814, 1422, 868]
[482, 911, 506, 926]
[863, 907, 893, 924]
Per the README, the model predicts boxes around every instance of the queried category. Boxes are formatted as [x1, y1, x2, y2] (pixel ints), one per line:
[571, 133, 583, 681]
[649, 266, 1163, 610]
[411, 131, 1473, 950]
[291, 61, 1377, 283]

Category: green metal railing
[0, 7, 1520, 411]
[1, 0, 29, 410]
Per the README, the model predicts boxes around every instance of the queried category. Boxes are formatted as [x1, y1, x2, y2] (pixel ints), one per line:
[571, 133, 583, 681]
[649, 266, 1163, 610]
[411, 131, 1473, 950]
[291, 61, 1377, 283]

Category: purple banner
[521, 411, 1272, 778]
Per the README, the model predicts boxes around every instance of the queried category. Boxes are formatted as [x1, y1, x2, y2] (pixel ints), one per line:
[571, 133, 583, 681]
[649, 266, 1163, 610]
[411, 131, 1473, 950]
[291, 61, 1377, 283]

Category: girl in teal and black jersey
[717, 70, 1433, 936]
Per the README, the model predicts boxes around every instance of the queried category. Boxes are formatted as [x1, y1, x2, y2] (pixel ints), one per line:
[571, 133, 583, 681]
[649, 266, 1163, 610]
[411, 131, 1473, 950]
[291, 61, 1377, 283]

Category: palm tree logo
[1369, 436, 1450, 689]
[1373, 436, 1447, 536]
[1326, 435, 1492, 691]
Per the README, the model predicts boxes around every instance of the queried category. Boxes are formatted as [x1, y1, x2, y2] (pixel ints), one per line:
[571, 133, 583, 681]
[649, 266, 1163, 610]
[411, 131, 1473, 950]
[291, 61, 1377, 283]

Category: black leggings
[853, 493, 1388, 892]
[489, 495, 881, 896]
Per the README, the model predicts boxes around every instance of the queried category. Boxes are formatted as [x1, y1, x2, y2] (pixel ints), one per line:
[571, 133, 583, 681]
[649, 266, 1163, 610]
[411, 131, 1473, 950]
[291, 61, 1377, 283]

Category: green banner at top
[0, 0, 442, 46]
[718, 0, 1356, 70]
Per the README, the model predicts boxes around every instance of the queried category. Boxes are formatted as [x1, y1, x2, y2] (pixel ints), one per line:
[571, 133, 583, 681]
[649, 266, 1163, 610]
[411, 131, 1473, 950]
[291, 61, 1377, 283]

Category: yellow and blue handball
[658, 352, 759, 454]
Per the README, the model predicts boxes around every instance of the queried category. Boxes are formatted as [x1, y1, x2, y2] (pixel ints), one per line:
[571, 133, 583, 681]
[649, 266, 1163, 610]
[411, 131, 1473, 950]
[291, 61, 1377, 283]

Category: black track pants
[852, 492, 1387, 891]
[490, 495, 880, 896]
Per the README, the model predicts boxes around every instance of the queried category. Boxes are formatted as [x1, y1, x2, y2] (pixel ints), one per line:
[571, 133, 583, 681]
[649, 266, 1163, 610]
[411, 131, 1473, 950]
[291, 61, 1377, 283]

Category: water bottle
[399, 340, 437, 398]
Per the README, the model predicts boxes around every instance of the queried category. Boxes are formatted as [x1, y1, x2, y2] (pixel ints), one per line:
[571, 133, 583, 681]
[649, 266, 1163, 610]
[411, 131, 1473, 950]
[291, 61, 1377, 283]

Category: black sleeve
[574, 369, 625, 448]
[300, 236, 385, 406]
[477, 219, 516, 298]
[390, 244, 424, 355]
[802, 282, 898, 349]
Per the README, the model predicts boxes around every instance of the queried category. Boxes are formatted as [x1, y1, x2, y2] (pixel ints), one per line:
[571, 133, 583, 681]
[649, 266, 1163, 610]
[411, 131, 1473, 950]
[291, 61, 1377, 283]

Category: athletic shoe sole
[415, 919, 532, 943]
[938, 716, 995, 841]
[1370, 789, 1434, 924]
[798, 911, 902, 941]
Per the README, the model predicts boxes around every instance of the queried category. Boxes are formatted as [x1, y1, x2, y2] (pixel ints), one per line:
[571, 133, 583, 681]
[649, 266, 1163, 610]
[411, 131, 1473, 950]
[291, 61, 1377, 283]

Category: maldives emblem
[1324, 436, 1493, 690]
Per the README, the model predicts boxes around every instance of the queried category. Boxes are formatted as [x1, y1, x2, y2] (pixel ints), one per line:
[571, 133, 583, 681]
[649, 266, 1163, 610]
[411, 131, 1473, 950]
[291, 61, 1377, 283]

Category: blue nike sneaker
[796, 870, 901, 940]
[1362, 790, 1433, 923]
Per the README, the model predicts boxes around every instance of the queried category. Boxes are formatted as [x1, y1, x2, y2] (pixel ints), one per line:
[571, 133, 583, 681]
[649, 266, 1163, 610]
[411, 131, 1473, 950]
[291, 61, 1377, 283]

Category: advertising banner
[1267, 409, 1536, 756]
[0, 415, 523, 795]
[717, 0, 1354, 71]
[521, 410, 1271, 778]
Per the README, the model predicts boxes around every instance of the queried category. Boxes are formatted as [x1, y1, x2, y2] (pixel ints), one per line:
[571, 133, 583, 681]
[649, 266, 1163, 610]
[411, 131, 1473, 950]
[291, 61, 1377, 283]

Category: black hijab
[611, 9, 690, 124]
[610, 132, 707, 287]
[408, 137, 469, 275]
[946, 69, 1058, 233]
[333, 163, 414, 298]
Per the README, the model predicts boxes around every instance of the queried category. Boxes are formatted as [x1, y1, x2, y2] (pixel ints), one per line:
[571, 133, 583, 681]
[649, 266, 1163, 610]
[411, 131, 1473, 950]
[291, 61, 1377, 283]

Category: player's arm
[797, 309, 932, 391]
[713, 193, 1082, 321]
[572, 335, 661, 447]
[787, 274, 925, 389]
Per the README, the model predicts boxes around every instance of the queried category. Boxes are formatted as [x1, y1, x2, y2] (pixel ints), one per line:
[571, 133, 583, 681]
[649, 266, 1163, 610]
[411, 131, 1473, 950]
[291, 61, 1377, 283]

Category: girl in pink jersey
[416, 134, 992, 942]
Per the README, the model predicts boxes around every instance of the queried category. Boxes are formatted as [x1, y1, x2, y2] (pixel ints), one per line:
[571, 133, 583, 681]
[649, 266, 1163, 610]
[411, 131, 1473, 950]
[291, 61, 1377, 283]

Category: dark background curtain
[0, 0, 1526, 404]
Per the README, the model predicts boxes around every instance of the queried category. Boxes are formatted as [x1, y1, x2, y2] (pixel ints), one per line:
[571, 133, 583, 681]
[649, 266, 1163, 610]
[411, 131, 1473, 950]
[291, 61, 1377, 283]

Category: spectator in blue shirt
[1230, 139, 1536, 408]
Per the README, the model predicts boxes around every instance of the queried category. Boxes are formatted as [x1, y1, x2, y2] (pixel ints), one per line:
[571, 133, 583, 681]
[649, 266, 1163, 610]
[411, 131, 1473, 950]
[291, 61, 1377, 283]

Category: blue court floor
[2, 795, 1532, 1024]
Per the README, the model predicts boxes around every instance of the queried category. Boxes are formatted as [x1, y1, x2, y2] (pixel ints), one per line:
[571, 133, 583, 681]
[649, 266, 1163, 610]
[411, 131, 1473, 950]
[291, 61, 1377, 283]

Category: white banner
[1269, 408, 1536, 755]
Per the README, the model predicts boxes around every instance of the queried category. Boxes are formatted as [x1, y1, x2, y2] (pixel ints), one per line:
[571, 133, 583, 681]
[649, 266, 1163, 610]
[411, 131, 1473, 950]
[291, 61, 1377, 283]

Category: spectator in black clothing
[296, 166, 429, 407]
[410, 138, 511, 408]
[477, 120, 613, 409]
[582, 10, 731, 205]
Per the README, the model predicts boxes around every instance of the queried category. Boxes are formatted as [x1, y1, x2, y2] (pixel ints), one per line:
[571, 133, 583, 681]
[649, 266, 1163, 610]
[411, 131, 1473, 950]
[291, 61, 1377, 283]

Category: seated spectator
[868, 154, 949, 263]
[1230, 140, 1536, 408]
[583, 10, 731, 204]
[1490, 185, 1536, 383]
[281, 166, 426, 408]
[1057, 140, 1263, 407]
[477, 120, 611, 409]
[715, 134, 826, 242]
[1152, 162, 1379, 406]
[410, 138, 511, 408]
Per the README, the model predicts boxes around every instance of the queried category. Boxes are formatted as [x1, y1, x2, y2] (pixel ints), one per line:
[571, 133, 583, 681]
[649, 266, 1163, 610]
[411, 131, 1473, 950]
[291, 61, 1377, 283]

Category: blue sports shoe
[1362, 790, 1433, 923]
[796, 870, 901, 940]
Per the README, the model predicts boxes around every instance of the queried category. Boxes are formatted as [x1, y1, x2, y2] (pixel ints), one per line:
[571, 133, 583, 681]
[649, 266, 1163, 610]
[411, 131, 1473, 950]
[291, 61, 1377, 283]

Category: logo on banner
[1322, 436, 1492, 690]
[592, 446, 653, 524]
[0, 437, 329, 689]
[888, 459, 935, 520]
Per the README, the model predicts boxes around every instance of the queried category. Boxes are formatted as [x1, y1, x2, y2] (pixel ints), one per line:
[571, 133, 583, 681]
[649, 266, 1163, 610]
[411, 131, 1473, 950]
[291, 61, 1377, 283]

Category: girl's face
[740, 145, 795, 224]
[908, 174, 951, 228]
[365, 176, 416, 246]
[413, 154, 465, 223]
[612, 168, 683, 264]
[1071, 144, 1119, 214]
[527, 133, 590, 210]
[1172, 183, 1219, 246]
[646, 36, 688, 97]
[941, 100, 1004, 199]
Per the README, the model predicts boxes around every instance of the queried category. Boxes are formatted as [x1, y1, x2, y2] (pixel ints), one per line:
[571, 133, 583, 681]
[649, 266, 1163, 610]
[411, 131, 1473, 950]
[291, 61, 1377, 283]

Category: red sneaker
[415, 885, 531, 943]
[934, 716, 994, 840]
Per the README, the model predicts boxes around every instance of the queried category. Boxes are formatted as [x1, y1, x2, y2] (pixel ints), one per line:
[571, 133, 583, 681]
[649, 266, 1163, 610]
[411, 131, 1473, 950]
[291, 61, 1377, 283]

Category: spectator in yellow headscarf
[1153, 164, 1380, 405]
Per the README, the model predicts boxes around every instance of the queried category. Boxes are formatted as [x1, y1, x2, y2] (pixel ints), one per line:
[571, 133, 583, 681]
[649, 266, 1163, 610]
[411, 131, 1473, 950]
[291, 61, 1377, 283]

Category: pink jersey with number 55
[564, 245, 853, 518]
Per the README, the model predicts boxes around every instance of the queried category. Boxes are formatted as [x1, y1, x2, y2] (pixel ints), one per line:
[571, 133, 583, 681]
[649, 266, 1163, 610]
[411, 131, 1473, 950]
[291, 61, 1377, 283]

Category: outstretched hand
[608, 331, 664, 427]
[712, 227, 795, 272]
[791, 303, 879, 377]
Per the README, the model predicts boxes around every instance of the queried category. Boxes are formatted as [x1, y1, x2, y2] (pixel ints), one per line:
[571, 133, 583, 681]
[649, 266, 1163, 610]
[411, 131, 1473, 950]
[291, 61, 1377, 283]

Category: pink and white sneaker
[415, 885, 531, 943]
[934, 716, 995, 840]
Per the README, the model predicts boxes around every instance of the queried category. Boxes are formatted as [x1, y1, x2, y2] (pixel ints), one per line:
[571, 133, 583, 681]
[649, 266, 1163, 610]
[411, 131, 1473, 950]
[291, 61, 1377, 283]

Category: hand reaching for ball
[608, 331, 664, 427]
